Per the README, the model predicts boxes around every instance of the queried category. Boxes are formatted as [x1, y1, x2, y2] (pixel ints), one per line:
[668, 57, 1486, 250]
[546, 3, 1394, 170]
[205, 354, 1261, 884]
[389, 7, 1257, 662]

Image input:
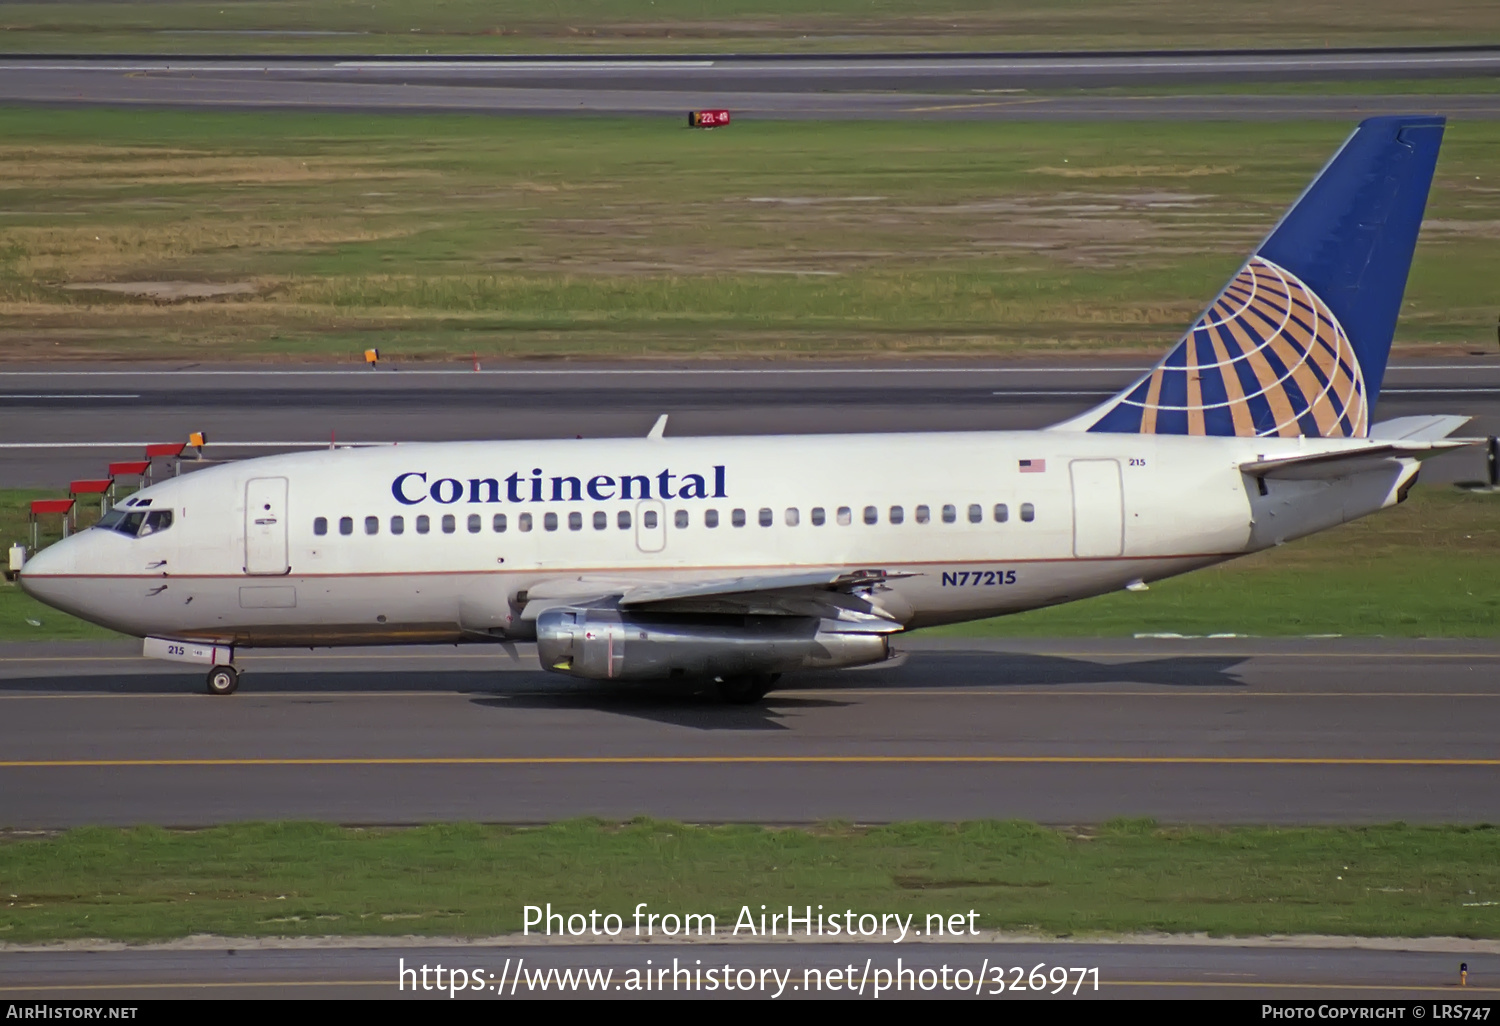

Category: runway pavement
[1, 938, 1496, 999]
[2, 51, 1500, 118]
[3, 358, 1498, 488]
[1, 637, 1497, 828]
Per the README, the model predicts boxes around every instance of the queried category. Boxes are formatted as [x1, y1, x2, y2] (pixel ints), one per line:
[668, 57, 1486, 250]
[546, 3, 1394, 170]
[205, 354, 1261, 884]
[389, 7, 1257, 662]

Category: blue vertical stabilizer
[1072, 115, 1445, 438]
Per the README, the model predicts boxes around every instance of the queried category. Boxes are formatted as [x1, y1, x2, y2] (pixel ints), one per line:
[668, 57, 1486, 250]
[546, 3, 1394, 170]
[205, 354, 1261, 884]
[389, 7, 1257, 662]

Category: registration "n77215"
[941, 570, 1017, 587]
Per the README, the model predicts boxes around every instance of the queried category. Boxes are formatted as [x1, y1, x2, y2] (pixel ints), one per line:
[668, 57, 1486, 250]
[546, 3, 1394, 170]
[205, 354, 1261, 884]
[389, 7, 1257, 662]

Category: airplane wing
[521, 568, 916, 626]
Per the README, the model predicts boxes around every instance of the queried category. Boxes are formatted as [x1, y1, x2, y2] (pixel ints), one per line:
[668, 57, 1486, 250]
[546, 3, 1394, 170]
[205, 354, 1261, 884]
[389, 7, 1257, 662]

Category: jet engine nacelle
[534, 606, 889, 681]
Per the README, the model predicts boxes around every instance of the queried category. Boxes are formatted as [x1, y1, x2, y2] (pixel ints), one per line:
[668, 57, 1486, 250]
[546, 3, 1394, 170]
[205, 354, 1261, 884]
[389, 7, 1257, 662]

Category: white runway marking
[0, 393, 139, 399]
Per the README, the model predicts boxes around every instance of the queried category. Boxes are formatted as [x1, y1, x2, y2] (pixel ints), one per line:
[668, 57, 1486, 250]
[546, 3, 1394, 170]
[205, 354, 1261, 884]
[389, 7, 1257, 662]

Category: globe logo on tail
[1089, 255, 1368, 438]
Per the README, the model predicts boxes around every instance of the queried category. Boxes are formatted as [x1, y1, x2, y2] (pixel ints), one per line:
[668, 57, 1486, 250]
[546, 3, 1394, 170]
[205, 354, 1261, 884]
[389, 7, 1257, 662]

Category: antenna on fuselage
[647, 414, 668, 441]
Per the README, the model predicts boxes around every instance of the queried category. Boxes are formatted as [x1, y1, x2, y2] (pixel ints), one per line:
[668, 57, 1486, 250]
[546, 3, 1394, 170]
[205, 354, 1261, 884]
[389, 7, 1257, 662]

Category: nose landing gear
[206, 664, 240, 696]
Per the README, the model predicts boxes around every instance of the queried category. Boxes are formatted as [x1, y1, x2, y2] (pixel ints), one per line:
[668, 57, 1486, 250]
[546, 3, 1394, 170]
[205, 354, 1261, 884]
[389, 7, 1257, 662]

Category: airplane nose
[18, 535, 82, 608]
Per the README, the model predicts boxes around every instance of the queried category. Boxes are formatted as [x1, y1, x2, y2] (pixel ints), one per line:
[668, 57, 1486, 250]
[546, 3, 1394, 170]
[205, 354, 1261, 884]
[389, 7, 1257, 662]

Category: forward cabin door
[244, 477, 290, 575]
[1069, 459, 1124, 559]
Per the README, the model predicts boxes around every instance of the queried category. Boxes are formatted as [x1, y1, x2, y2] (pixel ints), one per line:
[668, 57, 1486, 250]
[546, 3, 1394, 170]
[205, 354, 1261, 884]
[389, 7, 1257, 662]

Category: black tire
[206, 665, 239, 696]
[716, 673, 775, 705]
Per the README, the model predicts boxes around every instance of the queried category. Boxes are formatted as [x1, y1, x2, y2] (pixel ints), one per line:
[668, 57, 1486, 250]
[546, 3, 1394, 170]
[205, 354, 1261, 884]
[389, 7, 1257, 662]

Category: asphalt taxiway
[4, 359, 1499, 488]
[3, 359, 1499, 489]
[1, 938, 1496, 1000]
[3, 51, 1500, 119]
[1, 637, 1496, 828]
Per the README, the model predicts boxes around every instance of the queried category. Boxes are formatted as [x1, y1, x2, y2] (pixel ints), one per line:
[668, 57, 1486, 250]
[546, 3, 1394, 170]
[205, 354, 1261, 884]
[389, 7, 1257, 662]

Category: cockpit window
[138, 510, 173, 537]
[95, 509, 127, 531]
[93, 508, 172, 538]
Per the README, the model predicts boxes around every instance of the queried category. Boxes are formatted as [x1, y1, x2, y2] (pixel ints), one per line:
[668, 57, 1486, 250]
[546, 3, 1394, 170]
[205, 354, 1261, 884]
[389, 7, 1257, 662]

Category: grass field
[0, 1, 1493, 55]
[2, 484, 1496, 642]
[2, 818, 1498, 943]
[3, 109, 1500, 363]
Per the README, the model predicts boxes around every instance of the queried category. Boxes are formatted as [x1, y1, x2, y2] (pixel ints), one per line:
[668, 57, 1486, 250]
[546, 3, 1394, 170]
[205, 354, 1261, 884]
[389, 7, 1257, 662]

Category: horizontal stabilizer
[1239, 439, 1468, 481]
[1367, 414, 1472, 441]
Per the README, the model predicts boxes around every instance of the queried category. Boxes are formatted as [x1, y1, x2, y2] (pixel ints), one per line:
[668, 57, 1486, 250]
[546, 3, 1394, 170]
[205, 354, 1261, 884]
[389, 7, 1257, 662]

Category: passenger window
[863, 506, 878, 525]
[968, 504, 982, 524]
[994, 503, 1009, 523]
[442, 514, 456, 534]
[732, 508, 746, 528]
[811, 507, 825, 526]
[339, 516, 353, 536]
[785, 508, 799, 526]
[493, 513, 507, 533]
[758, 508, 773, 527]
[593, 511, 607, 530]
[705, 509, 719, 528]
[138, 510, 173, 537]
[391, 515, 405, 535]
[837, 506, 852, 526]
[416, 514, 430, 534]
[674, 509, 689, 529]
[365, 515, 379, 535]
[568, 511, 582, 531]
[643, 510, 658, 529]
[889, 506, 903, 525]
[1021, 502, 1035, 523]
[468, 514, 482, 534]
[314, 517, 328, 536]
[942, 504, 956, 524]
[519, 513, 533, 532]
[617, 510, 631, 530]
[544, 512, 559, 532]
[915, 505, 930, 524]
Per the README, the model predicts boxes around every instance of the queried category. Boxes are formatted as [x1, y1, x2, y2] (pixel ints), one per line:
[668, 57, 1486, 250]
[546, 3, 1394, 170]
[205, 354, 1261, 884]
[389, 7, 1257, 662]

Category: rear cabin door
[1069, 459, 1125, 559]
[244, 477, 290, 575]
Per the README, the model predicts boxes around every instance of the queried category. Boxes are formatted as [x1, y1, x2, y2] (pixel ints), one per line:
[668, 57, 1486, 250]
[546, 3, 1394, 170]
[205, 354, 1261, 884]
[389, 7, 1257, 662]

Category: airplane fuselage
[19, 429, 1416, 648]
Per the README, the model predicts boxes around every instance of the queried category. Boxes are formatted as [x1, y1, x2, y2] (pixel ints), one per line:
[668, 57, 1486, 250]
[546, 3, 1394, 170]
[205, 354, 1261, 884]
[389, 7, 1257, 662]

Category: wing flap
[520, 569, 917, 627]
[618, 568, 915, 607]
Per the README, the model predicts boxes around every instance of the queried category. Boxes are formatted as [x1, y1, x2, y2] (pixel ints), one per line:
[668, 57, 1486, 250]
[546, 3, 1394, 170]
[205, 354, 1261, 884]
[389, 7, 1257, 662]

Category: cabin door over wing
[1069, 459, 1124, 559]
[635, 499, 666, 553]
[244, 476, 290, 575]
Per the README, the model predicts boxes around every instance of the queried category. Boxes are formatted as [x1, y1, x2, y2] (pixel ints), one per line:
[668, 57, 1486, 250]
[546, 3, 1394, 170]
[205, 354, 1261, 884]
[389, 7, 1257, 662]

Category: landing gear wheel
[716, 672, 777, 705]
[206, 665, 239, 696]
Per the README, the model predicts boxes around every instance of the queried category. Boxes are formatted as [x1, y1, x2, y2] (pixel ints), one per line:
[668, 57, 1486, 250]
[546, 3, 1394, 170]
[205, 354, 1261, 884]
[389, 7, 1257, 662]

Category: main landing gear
[206, 664, 240, 696]
[715, 672, 779, 705]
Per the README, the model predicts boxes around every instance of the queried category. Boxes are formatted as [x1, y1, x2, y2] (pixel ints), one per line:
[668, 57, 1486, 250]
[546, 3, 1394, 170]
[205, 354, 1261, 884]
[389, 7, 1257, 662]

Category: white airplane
[20, 115, 1470, 702]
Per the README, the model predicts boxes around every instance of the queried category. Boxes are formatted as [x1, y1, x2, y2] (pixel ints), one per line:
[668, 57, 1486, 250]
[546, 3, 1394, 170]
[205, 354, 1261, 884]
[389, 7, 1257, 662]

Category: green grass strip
[2, 819, 1499, 943]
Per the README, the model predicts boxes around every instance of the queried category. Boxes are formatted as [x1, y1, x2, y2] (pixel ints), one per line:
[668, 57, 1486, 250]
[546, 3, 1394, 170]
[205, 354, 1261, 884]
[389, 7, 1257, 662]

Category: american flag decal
[1019, 459, 1046, 473]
